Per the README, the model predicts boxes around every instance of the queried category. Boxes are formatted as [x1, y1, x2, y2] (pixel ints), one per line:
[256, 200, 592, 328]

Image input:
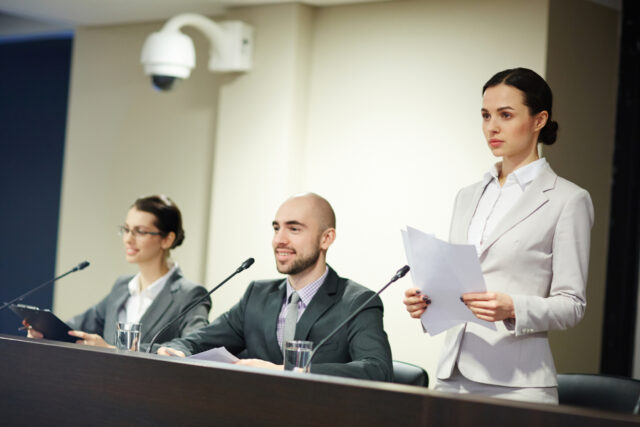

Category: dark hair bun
[172, 229, 185, 249]
[132, 195, 185, 249]
[539, 120, 558, 145]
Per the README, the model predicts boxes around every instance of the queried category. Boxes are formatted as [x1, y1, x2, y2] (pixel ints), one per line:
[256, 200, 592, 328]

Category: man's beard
[276, 247, 321, 276]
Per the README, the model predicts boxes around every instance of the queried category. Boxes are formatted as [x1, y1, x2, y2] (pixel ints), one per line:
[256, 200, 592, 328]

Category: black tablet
[9, 304, 75, 343]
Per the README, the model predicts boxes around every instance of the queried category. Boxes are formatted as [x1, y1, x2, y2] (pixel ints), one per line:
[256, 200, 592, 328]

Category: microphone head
[75, 261, 91, 271]
[240, 258, 255, 271]
[394, 265, 410, 279]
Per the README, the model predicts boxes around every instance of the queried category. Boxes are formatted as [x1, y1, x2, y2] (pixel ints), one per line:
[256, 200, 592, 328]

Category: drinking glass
[116, 322, 141, 352]
[284, 340, 313, 372]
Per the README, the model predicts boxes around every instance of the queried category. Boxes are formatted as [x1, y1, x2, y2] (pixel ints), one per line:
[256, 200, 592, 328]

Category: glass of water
[284, 340, 313, 372]
[116, 322, 141, 352]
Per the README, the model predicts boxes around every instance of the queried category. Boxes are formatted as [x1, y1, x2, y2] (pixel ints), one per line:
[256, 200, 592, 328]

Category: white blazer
[437, 162, 594, 387]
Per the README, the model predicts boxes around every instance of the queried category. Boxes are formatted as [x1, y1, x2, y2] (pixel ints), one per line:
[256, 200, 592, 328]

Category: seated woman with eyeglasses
[26, 195, 211, 348]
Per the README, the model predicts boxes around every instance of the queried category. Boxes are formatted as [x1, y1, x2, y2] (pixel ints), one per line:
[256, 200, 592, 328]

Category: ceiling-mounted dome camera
[140, 14, 253, 92]
[151, 75, 178, 91]
[140, 30, 195, 91]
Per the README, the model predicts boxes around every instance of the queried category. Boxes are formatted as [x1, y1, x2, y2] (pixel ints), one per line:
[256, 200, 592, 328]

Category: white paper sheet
[188, 346, 239, 363]
[402, 226, 497, 335]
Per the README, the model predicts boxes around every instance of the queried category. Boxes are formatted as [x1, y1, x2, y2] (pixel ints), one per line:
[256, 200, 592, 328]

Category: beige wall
[54, 23, 221, 319]
[203, 4, 316, 311]
[203, 0, 550, 380]
[545, 0, 619, 373]
[303, 0, 551, 377]
[54, 0, 618, 383]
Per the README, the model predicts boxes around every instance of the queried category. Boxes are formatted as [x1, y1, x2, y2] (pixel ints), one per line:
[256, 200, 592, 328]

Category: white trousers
[434, 366, 559, 404]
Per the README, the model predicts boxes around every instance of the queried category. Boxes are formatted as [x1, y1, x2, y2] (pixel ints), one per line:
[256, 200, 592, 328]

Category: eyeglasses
[118, 225, 165, 238]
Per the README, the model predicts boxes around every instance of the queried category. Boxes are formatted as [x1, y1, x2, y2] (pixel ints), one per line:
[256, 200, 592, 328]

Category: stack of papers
[401, 226, 496, 335]
[188, 347, 239, 363]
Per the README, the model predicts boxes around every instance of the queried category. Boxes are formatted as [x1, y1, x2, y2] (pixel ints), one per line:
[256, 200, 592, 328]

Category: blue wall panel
[0, 36, 72, 335]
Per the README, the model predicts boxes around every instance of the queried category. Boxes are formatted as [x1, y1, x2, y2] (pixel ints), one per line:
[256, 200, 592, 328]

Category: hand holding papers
[402, 226, 497, 335]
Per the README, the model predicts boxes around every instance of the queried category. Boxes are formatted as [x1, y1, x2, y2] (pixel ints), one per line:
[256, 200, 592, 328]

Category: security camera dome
[151, 75, 178, 91]
[140, 31, 196, 80]
[140, 14, 253, 91]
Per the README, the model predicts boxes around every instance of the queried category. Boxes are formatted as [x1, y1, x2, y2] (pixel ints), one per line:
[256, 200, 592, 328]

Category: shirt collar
[481, 163, 501, 187]
[128, 262, 177, 299]
[482, 158, 547, 190]
[285, 265, 329, 306]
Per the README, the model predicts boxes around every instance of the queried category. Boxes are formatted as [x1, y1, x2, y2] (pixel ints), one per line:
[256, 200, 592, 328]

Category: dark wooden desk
[0, 335, 637, 426]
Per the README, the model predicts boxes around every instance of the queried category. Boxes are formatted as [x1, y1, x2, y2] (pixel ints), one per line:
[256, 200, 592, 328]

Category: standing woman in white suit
[403, 68, 594, 404]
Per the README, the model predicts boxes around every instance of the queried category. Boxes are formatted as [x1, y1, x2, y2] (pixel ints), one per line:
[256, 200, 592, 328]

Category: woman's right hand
[403, 288, 431, 319]
[22, 320, 44, 339]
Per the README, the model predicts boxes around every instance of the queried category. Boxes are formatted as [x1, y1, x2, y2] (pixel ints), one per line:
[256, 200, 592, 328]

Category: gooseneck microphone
[302, 265, 410, 371]
[236, 258, 255, 272]
[146, 257, 255, 353]
[0, 261, 91, 312]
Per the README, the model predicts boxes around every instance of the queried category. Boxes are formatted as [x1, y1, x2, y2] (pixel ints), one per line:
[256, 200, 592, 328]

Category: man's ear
[319, 228, 336, 251]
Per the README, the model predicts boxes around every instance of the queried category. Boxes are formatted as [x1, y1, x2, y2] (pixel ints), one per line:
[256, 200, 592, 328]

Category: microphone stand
[302, 265, 410, 371]
[0, 261, 91, 312]
[146, 258, 255, 353]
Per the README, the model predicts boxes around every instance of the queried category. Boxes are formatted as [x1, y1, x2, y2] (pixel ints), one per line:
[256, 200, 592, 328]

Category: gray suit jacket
[437, 163, 594, 387]
[67, 267, 211, 346]
[164, 267, 393, 381]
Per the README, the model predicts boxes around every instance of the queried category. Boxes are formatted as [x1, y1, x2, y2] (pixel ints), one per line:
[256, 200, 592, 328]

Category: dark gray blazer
[67, 267, 211, 346]
[164, 267, 393, 381]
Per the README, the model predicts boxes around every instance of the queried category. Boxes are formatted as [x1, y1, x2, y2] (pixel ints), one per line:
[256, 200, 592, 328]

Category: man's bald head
[285, 192, 336, 232]
[272, 193, 337, 279]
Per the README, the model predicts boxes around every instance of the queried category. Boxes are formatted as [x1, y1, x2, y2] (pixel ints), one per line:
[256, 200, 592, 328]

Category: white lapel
[457, 184, 485, 242]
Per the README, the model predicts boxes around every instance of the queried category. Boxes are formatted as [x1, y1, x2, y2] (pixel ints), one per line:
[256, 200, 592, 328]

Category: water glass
[284, 340, 313, 372]
[116, 322, 141, 352]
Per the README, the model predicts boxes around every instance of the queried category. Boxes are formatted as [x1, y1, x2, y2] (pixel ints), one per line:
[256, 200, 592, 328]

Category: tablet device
[9, 304, 75, 343]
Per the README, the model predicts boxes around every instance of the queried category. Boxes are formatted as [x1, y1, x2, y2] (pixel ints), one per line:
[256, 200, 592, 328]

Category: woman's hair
[131, 195, 185, 249]
[483, 67, 558, 145]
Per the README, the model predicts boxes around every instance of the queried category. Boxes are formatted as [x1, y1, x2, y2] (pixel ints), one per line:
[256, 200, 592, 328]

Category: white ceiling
[0, 0, 620, 38]
[0, 0, 383, 28]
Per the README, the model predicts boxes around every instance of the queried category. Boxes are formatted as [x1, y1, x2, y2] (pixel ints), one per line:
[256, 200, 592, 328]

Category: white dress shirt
[118, 263, 178, 324]
[468, 158, 547, 254]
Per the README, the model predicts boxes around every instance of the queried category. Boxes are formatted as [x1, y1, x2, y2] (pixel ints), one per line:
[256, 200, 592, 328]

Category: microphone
[146, 257, 255, 353]
[302, 265, 410, 371]
[392, 265, 410, 281]
[0, 261, 91, 312]
[73, 261, 91, 272]
[237, 257, 255, 272]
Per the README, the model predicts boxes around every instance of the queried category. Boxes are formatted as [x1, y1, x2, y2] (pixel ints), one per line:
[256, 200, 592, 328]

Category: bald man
[158, 193, 392, 381]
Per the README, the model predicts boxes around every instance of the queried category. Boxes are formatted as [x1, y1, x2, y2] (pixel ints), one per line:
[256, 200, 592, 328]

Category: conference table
[0, 334, 637, 426]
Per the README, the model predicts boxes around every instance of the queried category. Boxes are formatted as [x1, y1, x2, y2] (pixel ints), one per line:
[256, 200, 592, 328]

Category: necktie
[282, 292, 300, 353]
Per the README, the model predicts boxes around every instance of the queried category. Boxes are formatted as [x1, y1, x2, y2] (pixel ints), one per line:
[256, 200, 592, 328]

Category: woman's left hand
[68, 330, 114, 348]
[461, 292, 515, 322]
